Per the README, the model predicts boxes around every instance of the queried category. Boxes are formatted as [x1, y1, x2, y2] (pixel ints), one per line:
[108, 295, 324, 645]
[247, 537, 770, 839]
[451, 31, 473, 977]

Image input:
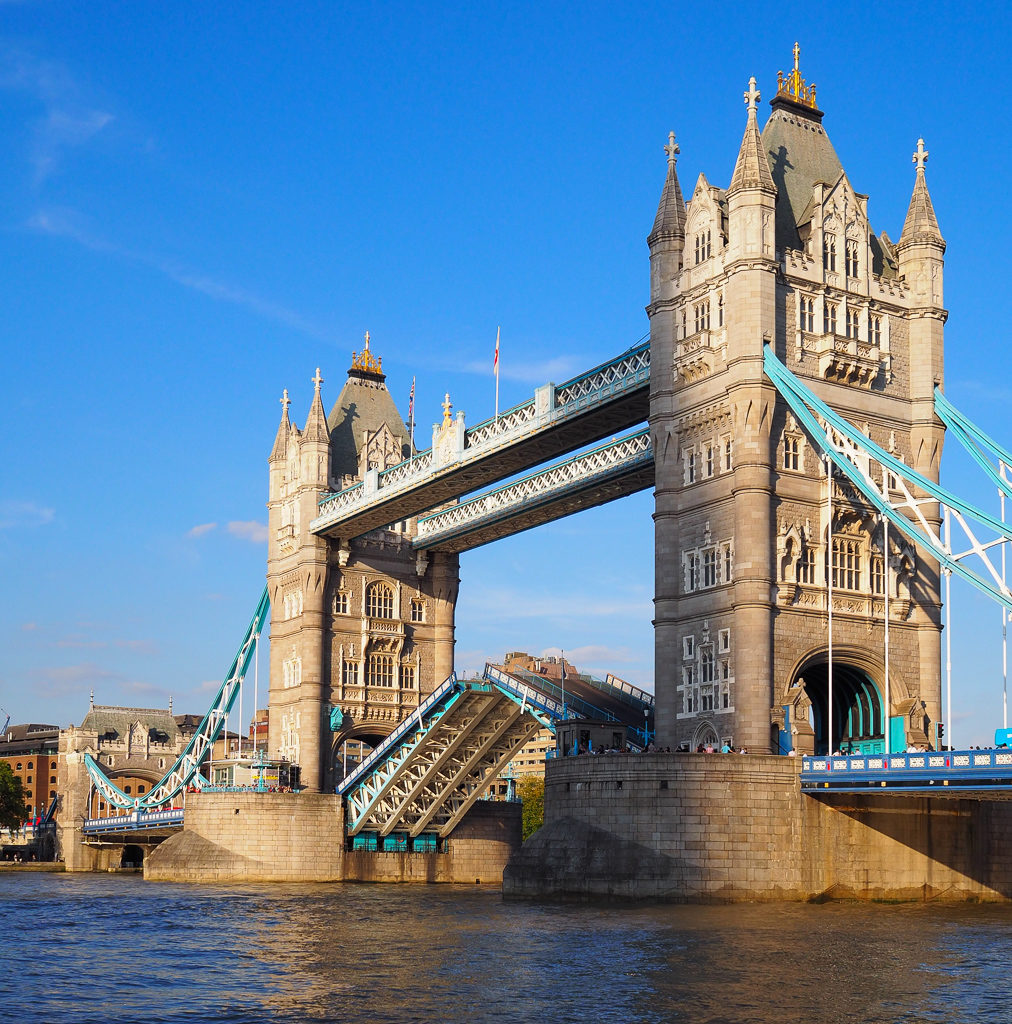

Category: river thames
[2, 872, 1010, 1023]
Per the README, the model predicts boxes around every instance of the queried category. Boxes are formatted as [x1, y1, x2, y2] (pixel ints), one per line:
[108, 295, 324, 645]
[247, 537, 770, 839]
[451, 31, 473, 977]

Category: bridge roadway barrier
[503, 752, 1012, 902]
[801, 748, 1012, 794]
[311, 343, 650, 540]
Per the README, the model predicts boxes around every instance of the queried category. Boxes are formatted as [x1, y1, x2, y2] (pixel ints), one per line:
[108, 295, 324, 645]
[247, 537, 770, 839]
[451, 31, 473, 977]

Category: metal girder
[413, 428, 653, 553]
[377, 694, 515, 836]
[310, 342, 649, 540]
[83, 588, 269, 811]
[434, 718, 544, 837]
[764, 347, 1012, 612]
[343, 688, 468, 834]
[409, 700, 529, 836]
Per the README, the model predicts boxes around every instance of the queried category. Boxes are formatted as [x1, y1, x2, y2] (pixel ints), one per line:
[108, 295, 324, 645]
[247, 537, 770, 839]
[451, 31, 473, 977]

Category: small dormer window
[410, 599, 426, 623]
[871, 315, 882, 346]
[783, 435, 800, 471]
[800, 295, 815, 332]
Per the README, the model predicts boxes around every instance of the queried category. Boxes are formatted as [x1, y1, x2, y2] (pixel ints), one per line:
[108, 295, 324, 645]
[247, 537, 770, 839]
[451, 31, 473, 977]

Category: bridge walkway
[311, 342, 649, 540]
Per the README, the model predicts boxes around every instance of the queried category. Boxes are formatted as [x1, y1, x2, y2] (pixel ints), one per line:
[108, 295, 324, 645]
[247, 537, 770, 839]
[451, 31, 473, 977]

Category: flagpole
[408, 376, 416, 463]
[494, 325, 500, 422]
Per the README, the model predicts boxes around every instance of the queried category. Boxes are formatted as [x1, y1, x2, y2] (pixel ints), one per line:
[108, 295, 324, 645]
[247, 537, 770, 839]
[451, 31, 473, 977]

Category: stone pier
[503, 754, 1012, 902]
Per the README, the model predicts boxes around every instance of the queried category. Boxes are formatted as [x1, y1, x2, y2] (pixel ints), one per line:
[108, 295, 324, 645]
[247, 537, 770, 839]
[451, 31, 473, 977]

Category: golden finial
[776, 41, 818, 109]
[350, 330, 383, 376]
[442, 392, 453, 426]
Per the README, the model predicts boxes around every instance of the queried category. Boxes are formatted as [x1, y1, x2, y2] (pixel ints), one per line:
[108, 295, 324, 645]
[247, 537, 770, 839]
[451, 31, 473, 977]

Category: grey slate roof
[328, 369, 410, 480]
[79, 705, 179, 743]
[761, 96, 843, 250]
[649, 160, 686, 243]
[900, 168, 943, 246]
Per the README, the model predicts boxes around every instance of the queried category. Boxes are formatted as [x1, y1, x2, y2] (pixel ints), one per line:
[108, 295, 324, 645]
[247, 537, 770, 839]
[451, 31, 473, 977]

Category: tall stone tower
[267, 336, 460, 792]
[648, 46, 945, 754]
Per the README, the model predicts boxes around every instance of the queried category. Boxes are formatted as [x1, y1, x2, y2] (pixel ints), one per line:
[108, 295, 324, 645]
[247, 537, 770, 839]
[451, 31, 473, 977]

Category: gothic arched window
[365, 582, 395, 620]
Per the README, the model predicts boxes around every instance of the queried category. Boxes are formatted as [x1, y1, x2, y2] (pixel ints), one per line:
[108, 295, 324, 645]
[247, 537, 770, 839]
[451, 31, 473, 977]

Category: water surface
[2, 874, 1010, 1023]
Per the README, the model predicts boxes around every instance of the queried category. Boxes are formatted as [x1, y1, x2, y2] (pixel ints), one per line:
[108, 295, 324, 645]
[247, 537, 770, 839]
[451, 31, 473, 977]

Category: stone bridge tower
[267, 336, 459, 792]
[648, 47, 945, 755]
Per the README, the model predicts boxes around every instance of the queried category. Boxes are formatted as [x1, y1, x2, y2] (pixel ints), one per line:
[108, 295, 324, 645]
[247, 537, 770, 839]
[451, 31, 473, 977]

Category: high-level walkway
[311, 342, 649, 540]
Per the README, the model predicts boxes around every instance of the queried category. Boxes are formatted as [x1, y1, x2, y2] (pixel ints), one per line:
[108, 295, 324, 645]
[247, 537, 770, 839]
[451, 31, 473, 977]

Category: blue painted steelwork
[337, 674, 463, 797]
[83, 587, 271, 811]
[934, 388, 1012, 502]
[82, 808, 184, 834]
[764, 347, 1012, 612]
[800, 748, 1012, 793]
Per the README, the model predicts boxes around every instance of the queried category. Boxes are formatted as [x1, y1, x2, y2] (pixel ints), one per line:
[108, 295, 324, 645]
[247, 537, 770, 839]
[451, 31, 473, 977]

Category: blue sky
[2, 2, 1011, 746]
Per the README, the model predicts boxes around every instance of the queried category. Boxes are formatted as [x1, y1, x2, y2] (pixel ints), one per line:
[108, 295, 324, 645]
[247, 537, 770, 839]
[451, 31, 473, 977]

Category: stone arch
[329, 721, 397, 785]
[781, 645, 913, 755]
[691, 721, 719, 751]
[121, 845, 144, 868]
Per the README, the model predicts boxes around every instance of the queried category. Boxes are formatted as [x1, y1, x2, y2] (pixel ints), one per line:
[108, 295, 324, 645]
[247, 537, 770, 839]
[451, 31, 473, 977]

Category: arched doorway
[691, 722, 719, 752]
[330, 726, 393, 786]
[791, 660, 884, 755]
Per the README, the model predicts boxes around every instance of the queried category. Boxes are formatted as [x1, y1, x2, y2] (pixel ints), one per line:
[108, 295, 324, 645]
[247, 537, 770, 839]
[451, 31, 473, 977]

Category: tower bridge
[64, 46, 1012, 898]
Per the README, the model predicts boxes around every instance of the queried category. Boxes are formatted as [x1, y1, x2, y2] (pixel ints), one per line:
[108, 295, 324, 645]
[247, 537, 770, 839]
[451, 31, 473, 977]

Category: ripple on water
[2, 875, 1012, 1024]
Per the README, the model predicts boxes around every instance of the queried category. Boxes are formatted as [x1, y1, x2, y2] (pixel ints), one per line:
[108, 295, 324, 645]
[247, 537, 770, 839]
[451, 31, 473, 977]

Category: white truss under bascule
[339, 672, 559, 838]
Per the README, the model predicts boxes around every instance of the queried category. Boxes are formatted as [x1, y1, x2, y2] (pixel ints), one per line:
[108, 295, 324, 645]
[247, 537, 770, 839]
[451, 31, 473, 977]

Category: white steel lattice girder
[372, 698, 525, 837]
[432, 718, 544, 838]
[347, 692, 539, 837]
[414, 429, 653, 553]
[376, 693, 518, 836]
[408, 704, 533, 837]
[310, 344, 649, 540]
[343, 699, 464, 831]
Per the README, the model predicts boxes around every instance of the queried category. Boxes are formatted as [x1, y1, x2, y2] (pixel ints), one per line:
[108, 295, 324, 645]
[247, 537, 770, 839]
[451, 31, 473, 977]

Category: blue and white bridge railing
[800, 749, 1012, 794]
[82, 808, 185, 835]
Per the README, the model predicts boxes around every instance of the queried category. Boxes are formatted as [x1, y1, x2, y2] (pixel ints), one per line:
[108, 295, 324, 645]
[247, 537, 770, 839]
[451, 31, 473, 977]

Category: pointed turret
[728, 77, 776, 196]
[269, 389, 292, 462]
[648, 131, 686, 304]
[303, 368, 331, 444]
[648, 131, 686, 245]
[899, 139, 944, 248]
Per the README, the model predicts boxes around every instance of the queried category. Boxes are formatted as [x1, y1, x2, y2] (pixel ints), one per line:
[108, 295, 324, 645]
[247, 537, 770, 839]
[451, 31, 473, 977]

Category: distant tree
[516, 774, 545, 841]
[0, 763, 26, 831]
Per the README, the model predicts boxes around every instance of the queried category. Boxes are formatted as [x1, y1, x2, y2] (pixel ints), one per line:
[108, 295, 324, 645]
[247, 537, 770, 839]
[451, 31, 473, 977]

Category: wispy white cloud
[28, 208, 331, 340]
[0, 47, 114, 183]
[539, 644, 639, 666]
[459, 354, 583, 385]
[20, 622, 37, 632]
[187, 522, 218, 538]
[468, 586, 652, 621]
[0, 500, 55, 529]
[54, 634, 106, 650]
[28, 662, 121, 700]
[227, 520, 268, 543]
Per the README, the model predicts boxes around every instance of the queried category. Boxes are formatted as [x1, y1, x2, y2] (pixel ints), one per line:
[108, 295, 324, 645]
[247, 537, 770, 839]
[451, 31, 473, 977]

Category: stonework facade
[267, 339, 459, 794]
[648, 50, 945, 754]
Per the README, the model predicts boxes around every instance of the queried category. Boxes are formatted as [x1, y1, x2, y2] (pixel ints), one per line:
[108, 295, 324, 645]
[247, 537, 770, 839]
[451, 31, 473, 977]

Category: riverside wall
[503, 753, 1012, 902]
[145, 792, 520, 884]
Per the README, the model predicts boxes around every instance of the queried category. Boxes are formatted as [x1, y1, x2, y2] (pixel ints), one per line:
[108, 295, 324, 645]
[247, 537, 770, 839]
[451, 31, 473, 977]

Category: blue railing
[800, 748, 1012, 792]
[82, 808, 184, 834]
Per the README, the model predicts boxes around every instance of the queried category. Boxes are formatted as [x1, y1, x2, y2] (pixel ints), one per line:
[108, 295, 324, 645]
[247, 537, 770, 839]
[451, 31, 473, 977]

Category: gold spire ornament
[776, 41, 818, 109]
[350, 330, 384, 375]
[442, 392, 453, 426]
